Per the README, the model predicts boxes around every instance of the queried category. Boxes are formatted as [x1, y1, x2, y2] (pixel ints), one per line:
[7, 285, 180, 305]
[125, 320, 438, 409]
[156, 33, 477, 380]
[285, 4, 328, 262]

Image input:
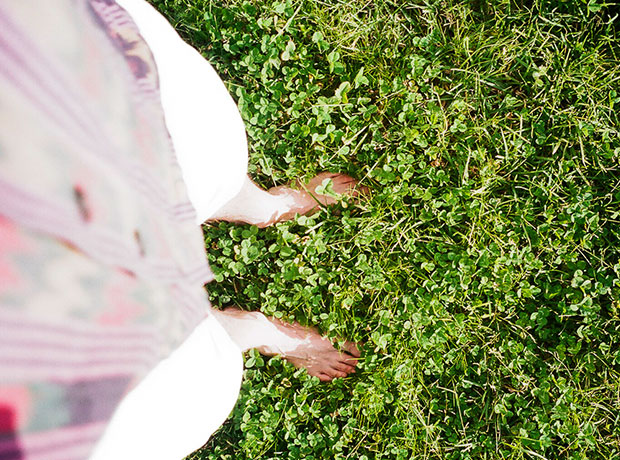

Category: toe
[331, 174, 358, 193]
[327, 368, 348, 379]
[333, 361, 356, 374]
[342, 341, 361, 358]
[334, 351, 358, 368]
[333, 174, 357, 186]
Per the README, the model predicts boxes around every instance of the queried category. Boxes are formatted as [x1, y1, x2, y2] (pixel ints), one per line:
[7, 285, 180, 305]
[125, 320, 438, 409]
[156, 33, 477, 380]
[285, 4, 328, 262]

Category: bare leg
[208, 173, 363, 227]
[212, 307, 360, 381]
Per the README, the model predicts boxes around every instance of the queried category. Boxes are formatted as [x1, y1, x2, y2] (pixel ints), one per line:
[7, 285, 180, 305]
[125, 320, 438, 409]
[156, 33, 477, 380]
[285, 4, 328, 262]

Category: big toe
[342, 341, 361, 358]
[321, 363, 348, 380]
[305, 172, 365, 201]
[332, 359, 357, 374]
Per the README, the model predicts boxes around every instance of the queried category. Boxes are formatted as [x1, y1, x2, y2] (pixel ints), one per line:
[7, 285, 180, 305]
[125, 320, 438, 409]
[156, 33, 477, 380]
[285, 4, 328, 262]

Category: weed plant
[150, 0, 620, 458]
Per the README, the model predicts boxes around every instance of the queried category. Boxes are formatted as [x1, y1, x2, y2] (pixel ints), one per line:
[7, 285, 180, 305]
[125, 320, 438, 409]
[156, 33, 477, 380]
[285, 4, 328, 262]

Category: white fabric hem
[90, 314, 243, 460]
[116, 0, 248, 223]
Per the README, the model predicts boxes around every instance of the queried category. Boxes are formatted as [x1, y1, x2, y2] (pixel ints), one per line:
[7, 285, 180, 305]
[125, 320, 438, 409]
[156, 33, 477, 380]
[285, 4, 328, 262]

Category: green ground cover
[151, 0, 620, 458]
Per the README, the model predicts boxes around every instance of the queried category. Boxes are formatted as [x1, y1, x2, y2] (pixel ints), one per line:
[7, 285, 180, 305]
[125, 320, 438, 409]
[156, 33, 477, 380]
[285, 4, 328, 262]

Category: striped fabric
[0, 1, 214, 458]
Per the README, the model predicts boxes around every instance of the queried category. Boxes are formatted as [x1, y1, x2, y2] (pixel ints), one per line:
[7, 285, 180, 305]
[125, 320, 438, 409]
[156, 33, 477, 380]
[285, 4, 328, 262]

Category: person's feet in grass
[264, 172, 365, 226]
[258, 315, 360, 382]
[208, 172, 367, 228]
[208, 173, 364, 381]
[213, 307, 361, 382]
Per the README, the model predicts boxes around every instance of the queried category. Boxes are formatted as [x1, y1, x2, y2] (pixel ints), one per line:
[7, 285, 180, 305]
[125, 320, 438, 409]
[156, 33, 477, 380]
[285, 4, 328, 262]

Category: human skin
[207, 172, 365, 381]
[212, 307, 360, 381]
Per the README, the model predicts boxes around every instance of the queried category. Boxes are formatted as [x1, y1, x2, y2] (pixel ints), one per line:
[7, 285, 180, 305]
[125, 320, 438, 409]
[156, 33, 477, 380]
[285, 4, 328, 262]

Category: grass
[149, 0, 620, 458]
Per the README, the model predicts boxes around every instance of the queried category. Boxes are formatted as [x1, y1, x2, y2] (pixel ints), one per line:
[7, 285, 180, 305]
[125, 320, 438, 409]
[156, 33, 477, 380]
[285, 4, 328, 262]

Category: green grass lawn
[151, 0, 620, 458]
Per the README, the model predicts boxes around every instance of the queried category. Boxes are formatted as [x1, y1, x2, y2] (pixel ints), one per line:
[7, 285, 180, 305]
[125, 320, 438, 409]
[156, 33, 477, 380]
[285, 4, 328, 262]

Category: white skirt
[90, 315, 243, 460]
[117, 0, 249, 224]
[91, 1, 247, 458]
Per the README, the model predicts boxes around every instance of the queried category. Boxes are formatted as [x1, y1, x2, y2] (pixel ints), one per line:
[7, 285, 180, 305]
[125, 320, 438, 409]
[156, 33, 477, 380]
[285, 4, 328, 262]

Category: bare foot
[207, 173, 367, 228]
[258, 316, 361, 382]
[263, 172, 366, 226]
[212, 307, 361, 382]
